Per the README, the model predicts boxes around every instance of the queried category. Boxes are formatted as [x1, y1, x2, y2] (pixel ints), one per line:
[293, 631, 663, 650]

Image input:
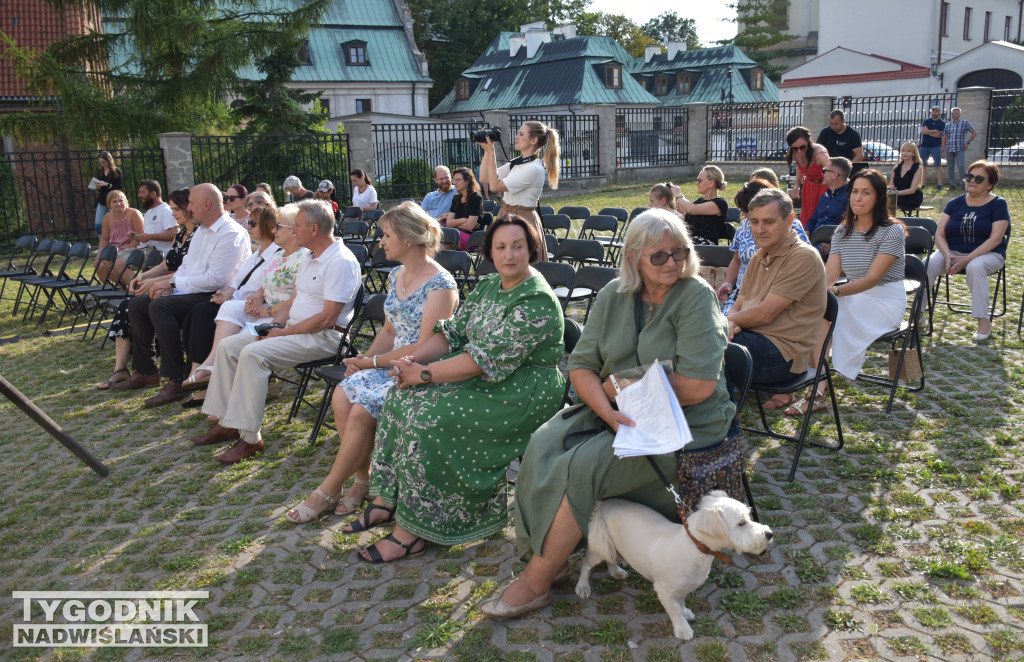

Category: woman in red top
[786, 126, 830, 227]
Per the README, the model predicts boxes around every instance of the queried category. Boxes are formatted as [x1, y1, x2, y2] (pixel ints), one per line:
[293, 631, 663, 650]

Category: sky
[583, 0, 738, 46]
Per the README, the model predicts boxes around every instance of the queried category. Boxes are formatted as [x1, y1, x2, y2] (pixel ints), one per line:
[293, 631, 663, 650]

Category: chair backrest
[542, 214, 572, 234]
[569, 265, 617, 293]
[726, 207, 742, 223]
[123, 248, 147, 271]
[465, 230, 487, 253]
[362, 209, 384, 225]
[143, 248, 165, 270]
[435, 249, 472, 278]
[563, 317, 583, 353]
[359, 292, 387, 324]
[578, 215, 618, 238]
[598, 207, 628, 224]
[345, 243, 368, 268]
[815, 291, 840, 377]
[629, 207, 649, 220]
[15, 234, 38, 251]
[554, 238, 604, 264]
[724, 342, 754, 412]
[899, 216, 937, 237]
[343, 206, 362, 220]
[904, 226, 933, 256]
[534, 260, 576, 288]
[440, 227, 461, 247]
[720, 223, 736, 244]
[809, 224, 837, 245]
[538, 205, 554, 216]
[695, 244, 735, 268]
[558, 206, 591, 221]
[476, 260, 497, 277]
[61, 241, 92, 279]
[478, 211, 493, 229]
[341, 220, 369, 239]
[482, 199, 497, 213]
[95, 244, 119, 264]
[370, 247, 398, 268]
[545, 233, 558, 257]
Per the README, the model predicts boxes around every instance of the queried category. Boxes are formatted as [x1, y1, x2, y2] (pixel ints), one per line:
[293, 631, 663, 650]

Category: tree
[577, 13, 658, 58]
[0, 0, 331, 146]
[231, 40, 326, 136]
[720, 0, 793, 80]
[641, 12, 700, 50]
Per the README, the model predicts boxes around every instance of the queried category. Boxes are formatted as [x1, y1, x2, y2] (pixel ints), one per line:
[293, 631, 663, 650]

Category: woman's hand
[600, 411, 635, 434]
[948, 255, 969, 274]
[480, 137, 495, 153]
[391, 356, 425, 388]
[727, 320, 742, 340]
[210, 290, 230, 305]
[717, 282, 733, 303]
[342, 353, 374, 377]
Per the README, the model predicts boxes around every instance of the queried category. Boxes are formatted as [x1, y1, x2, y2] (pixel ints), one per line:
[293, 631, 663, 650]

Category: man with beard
[135, 180, 178, 255]
[419, 166, 456, 219]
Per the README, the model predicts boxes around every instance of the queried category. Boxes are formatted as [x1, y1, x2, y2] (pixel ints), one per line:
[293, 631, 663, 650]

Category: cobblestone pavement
[2, 266, 1024, 661]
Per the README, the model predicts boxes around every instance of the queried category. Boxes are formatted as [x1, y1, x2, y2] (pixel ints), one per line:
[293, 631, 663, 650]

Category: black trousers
[129, 292, 212, 381]
[183, 301, 221, 366]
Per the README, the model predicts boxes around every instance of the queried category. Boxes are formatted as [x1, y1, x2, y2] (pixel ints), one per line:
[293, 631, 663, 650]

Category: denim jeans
[946, 150, 967, 188]
[94, 204, 107, 236]
[732, 330, 801, 385]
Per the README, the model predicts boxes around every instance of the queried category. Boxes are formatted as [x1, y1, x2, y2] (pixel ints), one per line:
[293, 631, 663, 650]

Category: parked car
[861, 141, 900, 163]
[990, 141, 1024, 164]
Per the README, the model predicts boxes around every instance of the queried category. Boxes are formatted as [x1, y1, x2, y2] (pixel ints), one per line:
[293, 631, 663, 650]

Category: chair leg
[742, 471, 759, 523]
[307, 381, 337, 444]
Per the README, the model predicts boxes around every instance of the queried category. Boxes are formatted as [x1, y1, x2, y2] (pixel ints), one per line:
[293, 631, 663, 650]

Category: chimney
[525, 29, 551, 58]
[553, 23, 577, 39]
[644, 44, 661, 63]
[667, 40, 687, 60]
[509, 35, 526, 57]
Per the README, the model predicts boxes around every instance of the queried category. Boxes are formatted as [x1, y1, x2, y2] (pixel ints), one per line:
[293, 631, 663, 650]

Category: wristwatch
[168, 278, 175, 289]
[831, 285, 841, 297]
[420, 368, 433, 384]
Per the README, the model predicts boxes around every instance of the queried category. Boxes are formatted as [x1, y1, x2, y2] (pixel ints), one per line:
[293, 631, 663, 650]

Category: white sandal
[334, 478, 371, 516]
[181, 366, 213, 392]
[286, 487, 339, 524]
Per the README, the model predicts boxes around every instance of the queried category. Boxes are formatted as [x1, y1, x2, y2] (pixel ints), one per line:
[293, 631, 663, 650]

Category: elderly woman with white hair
[481, 208, 738, 619]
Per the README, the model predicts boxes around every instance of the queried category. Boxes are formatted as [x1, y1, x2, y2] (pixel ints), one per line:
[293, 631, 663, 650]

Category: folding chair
[899, 216, 937, 238]
[88, 249, 163, 342]
[534, 261, 576, 305]
[69, 247, 139, 334]
[723, 342, 759, 522]
[25, 241, 93, 326]
[362, 209, 384, 229]
[465, 230, 489, 272]
[694, 245, 734, 268]
[577, 215, 620, 265]
[553, 238, 604, 268]
[0, 234, 39, 304]
[629, 207, 649, 221]
[544, 234, 558, 259]
[726, 207, 742, 223]
[932, 229, 1009, 323]
[560, 317, 583, 407]
[12, 240, 70, 316]
[306, 293, 387, 443]
[558, 206, 591, 224]
[742, 291, 843, 482]
[542, 214, 572, 242]
[560, 265, 617, 323]
[901, 226, 935, 334]
[808, 224, 838, 246]
[366, 248, 399, 293]
[477, 211, 494, 230]
[537, 205, 554, 217]
[342, 206, 362, 221]
[856, 255, 927, 413]
[482, 199, 497, 214]
[338, 220, 369, 243]
[598, 207, 628, 224]
[440, 227, 461, 248]
[435, 249, 473, 298]
[720, 223, 736, 245]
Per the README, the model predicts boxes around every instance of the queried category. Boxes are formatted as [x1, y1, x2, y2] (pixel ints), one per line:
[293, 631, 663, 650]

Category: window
[984, 11, 991, 40]
[297, 40, 311, 65]
[615, 114, 625, 133]
[676, 74, 690, 94]
[1006, 15, 1013, 40]
[750, 69, 764, 91]
[653, 116, 662, 131]
[963, 7, 972, 40]
[345, 41, 368, 65]
[673, 115, 685, 130]
[355, 99, 371, 114]
[634, 76, 646, 90]
[655, 76, 668, 96]
[455, 79, 470, 100]
[605, 65, 621, 88]
[941, 2, 949, 36]
[318, 98, 330, 116]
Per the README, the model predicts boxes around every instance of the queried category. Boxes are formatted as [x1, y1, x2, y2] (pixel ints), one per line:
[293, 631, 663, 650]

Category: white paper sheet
[612, 361, 693, 457]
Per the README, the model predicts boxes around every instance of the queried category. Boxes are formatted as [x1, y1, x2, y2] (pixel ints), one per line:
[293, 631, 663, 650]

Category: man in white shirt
[136, 180, 178, 254]
[419, 166, 456, 219]
[192, 200, 361, 464]
[112, 184, 252, 405]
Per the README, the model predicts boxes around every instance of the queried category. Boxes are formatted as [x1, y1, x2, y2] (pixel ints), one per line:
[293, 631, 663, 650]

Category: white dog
[575, 491, 773, 640]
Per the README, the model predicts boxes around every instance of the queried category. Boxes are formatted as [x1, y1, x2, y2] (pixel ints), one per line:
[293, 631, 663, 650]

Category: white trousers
[926, 250, 1005, 319]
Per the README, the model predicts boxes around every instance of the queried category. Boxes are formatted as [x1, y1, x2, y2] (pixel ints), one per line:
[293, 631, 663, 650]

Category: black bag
[674, 434, 747, 513]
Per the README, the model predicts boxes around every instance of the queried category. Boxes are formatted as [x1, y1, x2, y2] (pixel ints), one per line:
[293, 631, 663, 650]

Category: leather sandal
[286, 487, 339, 524]
[343, 503, 395, 533]
[334, 477, 371, 516]
[359, 533, 426, 563]
[97, 368, 129, 390]
[181, 366, 213, 392]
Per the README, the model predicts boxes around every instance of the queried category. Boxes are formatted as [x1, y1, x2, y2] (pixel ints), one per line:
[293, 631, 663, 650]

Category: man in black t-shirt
[816, 110, 864, 164]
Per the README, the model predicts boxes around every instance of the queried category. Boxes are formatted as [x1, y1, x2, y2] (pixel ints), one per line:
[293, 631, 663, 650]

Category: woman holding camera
[478, 121, 561, 261]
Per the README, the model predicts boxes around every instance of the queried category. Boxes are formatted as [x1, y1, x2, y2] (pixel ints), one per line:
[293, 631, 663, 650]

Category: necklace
[401, 261, 428, 297]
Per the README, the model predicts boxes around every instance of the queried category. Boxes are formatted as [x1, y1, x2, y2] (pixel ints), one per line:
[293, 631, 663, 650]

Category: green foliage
[994, 96, 1024, 148]
[641, 12, 701, 50]
[386, 158, 434, 199]
[231, 39, 327, 136]
[0, 0, 330, 146]
[720, 0, 794, 81]
[576, 13, 658, 57]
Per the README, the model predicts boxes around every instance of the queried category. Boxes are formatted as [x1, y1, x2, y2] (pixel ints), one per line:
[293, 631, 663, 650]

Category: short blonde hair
[381, 201, 442, 256]
[899, 142, 923, 165]
[106, 189, 128, 207]
[617, 209, 700, 294]
[278, 204, 299, 225]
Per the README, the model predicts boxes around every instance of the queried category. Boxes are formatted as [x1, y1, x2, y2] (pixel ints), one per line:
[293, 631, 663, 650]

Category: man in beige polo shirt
[726, 188, 826, 401]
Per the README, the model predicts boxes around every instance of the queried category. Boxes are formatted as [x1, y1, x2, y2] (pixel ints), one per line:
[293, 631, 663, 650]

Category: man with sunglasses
[726, 188, 826, 395]
[804, 157, 851, 259]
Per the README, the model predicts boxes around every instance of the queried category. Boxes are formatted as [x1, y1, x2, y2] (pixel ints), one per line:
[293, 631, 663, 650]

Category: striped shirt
[831, 223, 905, 284]
[943, 119, 975, 152]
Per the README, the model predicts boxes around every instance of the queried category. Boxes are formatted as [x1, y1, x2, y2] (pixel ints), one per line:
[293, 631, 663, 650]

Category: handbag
[888, 349, 923, 380]
[673, 435, 747, 513]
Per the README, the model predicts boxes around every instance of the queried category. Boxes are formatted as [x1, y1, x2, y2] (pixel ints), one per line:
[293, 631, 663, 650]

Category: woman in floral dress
[344, 216, 565, 563]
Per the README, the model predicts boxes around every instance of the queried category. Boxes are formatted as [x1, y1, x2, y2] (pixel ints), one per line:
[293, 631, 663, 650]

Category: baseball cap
[318, 180, 334, 193]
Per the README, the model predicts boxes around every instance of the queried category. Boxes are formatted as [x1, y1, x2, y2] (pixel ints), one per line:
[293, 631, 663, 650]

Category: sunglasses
[964, 174, 988, 184]
[790, 144, 808, 151]
[246, 219, 258, 228]
[245, 200, 261, 209]
[643, 247, 690, 266]
[224, 195, 241, 202]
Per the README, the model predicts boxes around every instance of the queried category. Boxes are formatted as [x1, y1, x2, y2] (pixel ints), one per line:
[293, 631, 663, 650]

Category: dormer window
[634, 76, 646, 90]
[456, 79, 470, 100]
[297, 40, 312, 66]
[605, 65, 622, 88]
[655, 76, 669, 96]
[750, 69, 764, 91]
[345, 41, 369, 66]
[677, 74, 690, 94]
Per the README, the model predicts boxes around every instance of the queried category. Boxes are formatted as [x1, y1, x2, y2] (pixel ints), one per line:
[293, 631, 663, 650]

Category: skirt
[832, 280, 906, 379]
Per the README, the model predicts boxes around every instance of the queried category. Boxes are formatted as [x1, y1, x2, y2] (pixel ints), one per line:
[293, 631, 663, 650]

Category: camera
[471, 126, 501, 144]
[255, 322, 284, 337]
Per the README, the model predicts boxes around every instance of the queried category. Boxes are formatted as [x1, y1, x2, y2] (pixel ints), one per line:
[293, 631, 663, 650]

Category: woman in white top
[350, 169, 378, 212]
[478, 120, 561, 261]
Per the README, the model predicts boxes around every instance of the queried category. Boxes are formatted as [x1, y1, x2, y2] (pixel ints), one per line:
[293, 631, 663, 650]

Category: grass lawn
[0, 178, 1023, 660]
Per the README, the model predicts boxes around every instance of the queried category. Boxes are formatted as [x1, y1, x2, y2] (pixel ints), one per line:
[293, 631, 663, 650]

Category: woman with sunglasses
[482, 209, 736, 618]
[785, 126, 830, 227]
[926, 161, 1010, 342]
[669, 165, 730, 245]
[224, 185, 249, 225]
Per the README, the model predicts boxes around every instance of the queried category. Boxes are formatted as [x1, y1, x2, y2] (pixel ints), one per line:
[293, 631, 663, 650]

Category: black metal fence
[0, 145, 165, 249]
[508, 114, 600, 179]
[614, 108, 689, 168]
[707, 101, 803, 161]
[833, 93, 957, 162]
[192, 134, 350, 207]
[371, 122, 481, 199]
[988, 88, 1024, 165]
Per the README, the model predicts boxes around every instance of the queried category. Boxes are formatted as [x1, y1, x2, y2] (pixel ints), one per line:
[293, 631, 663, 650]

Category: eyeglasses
[643, 247, 690, 266]
[276, 223, 295, 230]
[224, 195, 240, 202]
[791, 144, 808, 151]
[246, 219, 258, 228]
[823, 169, 836, 174]
[964, 174, 988, 184]
[696, 178, 705, 184]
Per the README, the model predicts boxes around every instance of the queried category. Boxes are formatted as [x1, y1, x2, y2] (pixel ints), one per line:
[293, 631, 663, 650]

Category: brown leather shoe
[216, 438, 264, 464]
[190, 423, 239, 446]
[109, 372, 160, 391]
[144, 380, 186, 407]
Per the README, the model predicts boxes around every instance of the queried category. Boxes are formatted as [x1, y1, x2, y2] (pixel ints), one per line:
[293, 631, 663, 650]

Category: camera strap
[508, 154, 539, 170]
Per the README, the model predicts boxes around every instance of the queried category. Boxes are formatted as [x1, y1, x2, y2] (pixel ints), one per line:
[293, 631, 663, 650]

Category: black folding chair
[9, 239, 63, 314]
[629, 207, 649, 221]
[537, 205, 554, 217]
[742, 291, 843, 482]
[694, 245, 735, 268]
[726, 207, 741, 223]
[558, 206, 591, 224]
[0, 234, 39, 304]
[534, 261, 576, 305]
[560, 317, 583, 407]
[440, 227, 462, 248]
[577, 215, 620, 265]
[723, 342, 759, 522]
[553, 238, 604, 268]
[435, 249, 473, 298]
[561, 265, 617, 323]
[720, 223, 736, 245]
[932, 228, 1009, 324]
[26, 241, 93, 326]
[808, 224, 838, 245]
[366, 248, 399, 293]
[12, 240, 70, 316]
[339, 220, 369, 243]
[542, 214, 572, 242]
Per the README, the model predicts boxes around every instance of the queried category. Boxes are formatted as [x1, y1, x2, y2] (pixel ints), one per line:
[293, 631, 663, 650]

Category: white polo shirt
[497, 158, 546, 207]
[140, 202, 177, 254]
[290, 240, 361, 328]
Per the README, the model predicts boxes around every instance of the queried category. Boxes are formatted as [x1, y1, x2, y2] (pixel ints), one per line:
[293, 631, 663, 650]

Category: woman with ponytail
[478, 120, 560, 260]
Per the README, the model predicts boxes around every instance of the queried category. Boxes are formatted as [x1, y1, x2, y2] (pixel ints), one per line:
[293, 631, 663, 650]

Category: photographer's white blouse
[497, 158, 546, 208]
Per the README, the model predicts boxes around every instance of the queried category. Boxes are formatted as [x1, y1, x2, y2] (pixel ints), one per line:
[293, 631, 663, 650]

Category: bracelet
[723, 282, 734, 291]
[372, 355, 379, 368]
[609, 374, 621, 394]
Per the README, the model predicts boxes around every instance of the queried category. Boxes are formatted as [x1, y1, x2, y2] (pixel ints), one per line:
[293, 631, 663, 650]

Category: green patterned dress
[370, 272, 565, 545]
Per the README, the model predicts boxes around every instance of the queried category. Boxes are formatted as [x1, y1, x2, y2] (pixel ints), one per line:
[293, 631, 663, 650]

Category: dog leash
[644, 456, 731, 565]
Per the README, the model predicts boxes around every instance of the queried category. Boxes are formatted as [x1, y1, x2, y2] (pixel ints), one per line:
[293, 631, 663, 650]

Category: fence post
[956, 86, 993, 163]
[345, 118, 376, 181]
[158, 133, 195, 190]
[802, 95, 834, 136]
[483, 110, 510, 144]
[592, 106, 617, 178]
[683, 103, 709, 166]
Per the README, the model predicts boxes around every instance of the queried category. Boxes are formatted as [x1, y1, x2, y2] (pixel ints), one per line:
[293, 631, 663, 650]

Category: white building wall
[290, 83, 432, 119]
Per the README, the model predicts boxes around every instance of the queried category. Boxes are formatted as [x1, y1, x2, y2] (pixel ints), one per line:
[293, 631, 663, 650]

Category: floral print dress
[370, 272, 565, 545]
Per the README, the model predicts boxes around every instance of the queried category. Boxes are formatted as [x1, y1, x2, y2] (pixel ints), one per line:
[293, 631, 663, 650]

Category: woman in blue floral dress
[344, 216, 565, 563]
[287, 202, 457, 523]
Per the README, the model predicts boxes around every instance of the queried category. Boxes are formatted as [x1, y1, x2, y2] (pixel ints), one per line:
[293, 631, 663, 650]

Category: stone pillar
[345, 118, 375, 181]
[955, 87, 993, 165]
[158, 133, 194, 190]
[594, 106, 617, 177]
[482, 110, 510, 147]
[683, 103, 709, 166]
[802, 95, 834, 135]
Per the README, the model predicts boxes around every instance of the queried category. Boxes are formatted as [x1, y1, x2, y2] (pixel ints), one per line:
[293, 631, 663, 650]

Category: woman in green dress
[345, 215, 565, 563]
[481, 208, 737, 618]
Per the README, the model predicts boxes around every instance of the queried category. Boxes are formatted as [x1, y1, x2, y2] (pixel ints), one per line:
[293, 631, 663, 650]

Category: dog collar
[679, 509, 732, 565]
